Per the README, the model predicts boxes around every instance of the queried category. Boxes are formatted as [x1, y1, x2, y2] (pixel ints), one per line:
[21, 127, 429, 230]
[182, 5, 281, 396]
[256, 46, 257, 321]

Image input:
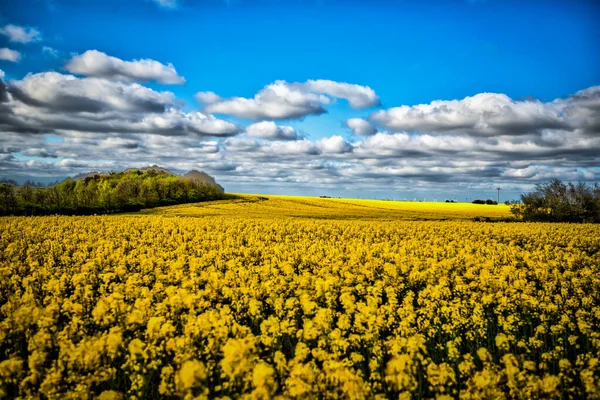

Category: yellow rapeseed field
[1, 195, 599, 399]
[141, 195, 513, 221]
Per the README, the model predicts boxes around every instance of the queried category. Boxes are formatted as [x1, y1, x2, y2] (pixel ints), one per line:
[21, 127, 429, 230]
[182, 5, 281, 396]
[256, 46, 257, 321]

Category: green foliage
[0, 169, 225, 216]
[511, 179, 600, 223]
[472, 199, 498, 205]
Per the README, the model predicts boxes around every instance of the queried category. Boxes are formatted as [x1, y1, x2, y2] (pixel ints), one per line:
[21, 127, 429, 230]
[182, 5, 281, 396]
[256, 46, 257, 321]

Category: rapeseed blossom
[0, 210, 599, 398]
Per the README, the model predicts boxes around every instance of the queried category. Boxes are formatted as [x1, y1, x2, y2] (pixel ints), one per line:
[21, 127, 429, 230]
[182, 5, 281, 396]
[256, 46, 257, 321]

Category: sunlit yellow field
[141, 194, 513, 221]
[1, 196, 599, 399]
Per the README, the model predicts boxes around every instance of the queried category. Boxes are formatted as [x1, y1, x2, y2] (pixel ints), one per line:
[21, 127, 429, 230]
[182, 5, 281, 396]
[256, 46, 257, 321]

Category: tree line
[511, 179, 600, 223]
[472, 199, 499, 205]
[0, 169, 225, 216]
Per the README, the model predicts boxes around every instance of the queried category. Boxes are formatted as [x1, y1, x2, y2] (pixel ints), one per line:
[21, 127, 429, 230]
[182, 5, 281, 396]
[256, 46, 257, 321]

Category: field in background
[140, 194, 513, 221]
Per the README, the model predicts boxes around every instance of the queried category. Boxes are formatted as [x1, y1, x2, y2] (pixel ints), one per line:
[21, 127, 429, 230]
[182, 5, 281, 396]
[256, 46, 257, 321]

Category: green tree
[511, 179, 600, 222]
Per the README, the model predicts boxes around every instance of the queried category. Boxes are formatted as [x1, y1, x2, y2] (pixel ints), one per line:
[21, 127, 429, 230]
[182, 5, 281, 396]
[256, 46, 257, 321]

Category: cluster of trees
[511, 179, 600, 223]
[472, 199, 498, 205]
[0, 168, 225, 216]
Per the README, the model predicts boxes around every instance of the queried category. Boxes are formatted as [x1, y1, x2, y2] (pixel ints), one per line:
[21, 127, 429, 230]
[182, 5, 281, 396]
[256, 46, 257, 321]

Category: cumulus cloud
[0, 71, 240, 137]
[301, 80, 380, 109]
[200, 79, 380, 120]
[555, 86, 600, 136]
[0, 48, 21, 62]
[202, 81, 328, 120]
[137, 109, 240, 136]
[10, 71, 175, 113]
[370, 92, 569, 136]
[246, 121, 298, 140]
[224, 137, 320, 155]
[195, 91, 221, 104]
[223, 135, 353, 159]
[65, 50, 185, 84]
[0, 24, 41, 43]
[346, 118, 377, 135]
[317, 135, 353, 154]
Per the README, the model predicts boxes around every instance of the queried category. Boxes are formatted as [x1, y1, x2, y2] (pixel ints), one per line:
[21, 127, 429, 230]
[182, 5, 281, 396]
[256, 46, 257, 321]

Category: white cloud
[11, 71, 175, 113]
[137, 109, 240, 137]
[317, 135, 353, 154]
[346, 118, 377, 135]
[195, 91, 221, 104]
[1, 71, 240, 137]
[142, 135, 219, 154]
[152, 0, 180, 8]
[65, 50, 185, 84]
[201, 79, 380, 120]
[224, 137, 320, 155]
[0, 24, 41, 43]
[223, 137, 260, 152]
[42, 46, 59, 57]
[370, 92, 568, 136]
[353, 132, 478, 158]
[223, 135, 353, 159]
[203, 80, 328, 120]
[263, 139, 321, 155]
[302, 80, 380, 109]
[246, 121, 298, 140]
[0, 48, 21, 62]
[554, 86, 600, 136]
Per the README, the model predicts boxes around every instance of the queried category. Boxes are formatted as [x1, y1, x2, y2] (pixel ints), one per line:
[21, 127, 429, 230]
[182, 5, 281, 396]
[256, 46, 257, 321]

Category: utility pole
[496, 187, 501, 204]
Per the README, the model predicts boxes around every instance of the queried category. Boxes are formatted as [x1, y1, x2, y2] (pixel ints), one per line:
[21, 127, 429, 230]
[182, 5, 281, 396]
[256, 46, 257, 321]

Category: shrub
[511, 179, 600, 222]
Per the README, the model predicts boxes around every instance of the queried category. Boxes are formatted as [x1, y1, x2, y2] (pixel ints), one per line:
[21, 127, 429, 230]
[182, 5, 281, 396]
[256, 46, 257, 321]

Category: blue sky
[0, 0, 599, 200]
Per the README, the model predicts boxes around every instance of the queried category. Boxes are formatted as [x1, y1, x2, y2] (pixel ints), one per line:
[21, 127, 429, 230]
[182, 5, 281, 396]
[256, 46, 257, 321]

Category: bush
[472, 199, 498, 205]
[511, 179, 600, 223]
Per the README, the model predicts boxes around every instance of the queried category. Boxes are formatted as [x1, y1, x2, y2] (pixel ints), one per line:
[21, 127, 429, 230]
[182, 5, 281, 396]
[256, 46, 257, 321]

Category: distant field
[139, 194, 513, 221]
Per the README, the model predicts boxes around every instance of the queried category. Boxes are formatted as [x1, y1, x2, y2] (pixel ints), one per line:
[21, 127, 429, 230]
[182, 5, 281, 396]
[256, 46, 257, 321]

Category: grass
[137, 193, 513, 221]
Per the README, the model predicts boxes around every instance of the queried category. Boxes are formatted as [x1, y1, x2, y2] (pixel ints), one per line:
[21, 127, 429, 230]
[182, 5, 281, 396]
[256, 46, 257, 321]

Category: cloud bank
[369, 92, 570, 136]
[0, 46, 598, 196]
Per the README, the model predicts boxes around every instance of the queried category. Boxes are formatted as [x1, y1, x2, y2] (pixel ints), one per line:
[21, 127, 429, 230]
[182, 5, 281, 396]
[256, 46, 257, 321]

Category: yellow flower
[540, 374, 560, 394]
[176, 360, 207, 392]
[97, 390, 124, 400]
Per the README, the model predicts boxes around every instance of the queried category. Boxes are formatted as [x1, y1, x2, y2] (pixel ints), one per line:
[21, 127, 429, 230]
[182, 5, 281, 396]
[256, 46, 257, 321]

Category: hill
[0, 167, 225, 215]
[184, 170, 225, 193]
